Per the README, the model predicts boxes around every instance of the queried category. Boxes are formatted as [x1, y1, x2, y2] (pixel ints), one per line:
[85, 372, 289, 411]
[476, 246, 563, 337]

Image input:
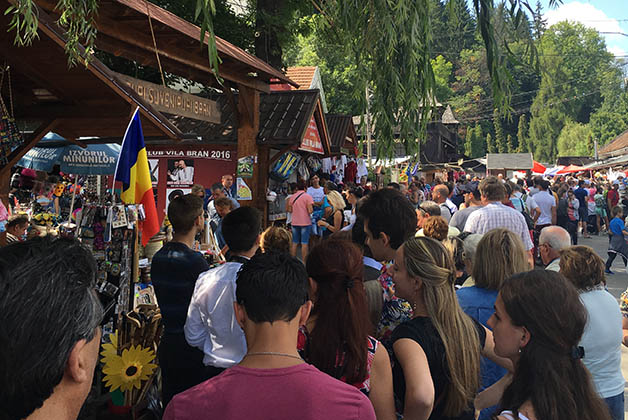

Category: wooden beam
[65, 137, 88, 148]
[93, 14, 269, 92]
[0, 119, 58, 180]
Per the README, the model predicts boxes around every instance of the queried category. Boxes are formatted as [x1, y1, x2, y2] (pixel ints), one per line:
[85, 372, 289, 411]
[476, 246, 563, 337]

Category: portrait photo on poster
[165, 188, 191, 213]
[148, 159, 159, 185]
[167, 159, 194, 185]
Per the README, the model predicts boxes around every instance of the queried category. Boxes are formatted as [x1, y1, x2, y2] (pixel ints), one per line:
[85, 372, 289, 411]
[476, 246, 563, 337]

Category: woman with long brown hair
[390, 236, 509, 420]
[481, 270, 611, 420]
[301, 239, 396, 420]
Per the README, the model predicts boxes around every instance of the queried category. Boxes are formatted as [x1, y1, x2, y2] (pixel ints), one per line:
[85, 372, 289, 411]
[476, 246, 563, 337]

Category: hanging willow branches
[5, 0, 559, 158]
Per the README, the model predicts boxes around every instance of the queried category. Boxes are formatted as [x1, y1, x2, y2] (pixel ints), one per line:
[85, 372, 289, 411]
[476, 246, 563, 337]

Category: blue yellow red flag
[114, 108, 159, 246]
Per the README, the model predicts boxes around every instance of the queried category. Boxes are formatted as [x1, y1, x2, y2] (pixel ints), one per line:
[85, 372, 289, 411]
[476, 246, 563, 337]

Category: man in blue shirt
[605, 206, 628, 274]
[574, 180, 590, 238]
[151, 194, 210, 405]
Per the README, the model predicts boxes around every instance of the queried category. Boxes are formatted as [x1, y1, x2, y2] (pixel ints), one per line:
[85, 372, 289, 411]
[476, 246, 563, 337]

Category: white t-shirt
[533, 190, 556, 225]
[525, 195, 539, 214]
[307, 186, 325, 204]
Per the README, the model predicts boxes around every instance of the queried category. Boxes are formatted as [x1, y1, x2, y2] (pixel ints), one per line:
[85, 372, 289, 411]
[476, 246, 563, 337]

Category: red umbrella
[556, 164, 584, 174]
[532, 161, 546, 174]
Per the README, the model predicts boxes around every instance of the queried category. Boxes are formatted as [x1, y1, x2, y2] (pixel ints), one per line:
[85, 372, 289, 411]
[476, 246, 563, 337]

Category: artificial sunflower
[100, 331, 119, 364]
[102, 345, 157, 392]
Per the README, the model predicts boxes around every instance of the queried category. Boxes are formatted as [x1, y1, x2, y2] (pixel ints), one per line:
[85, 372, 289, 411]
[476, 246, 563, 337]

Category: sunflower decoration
[100, 331, 119, 364]
[102, 344, 157, 392]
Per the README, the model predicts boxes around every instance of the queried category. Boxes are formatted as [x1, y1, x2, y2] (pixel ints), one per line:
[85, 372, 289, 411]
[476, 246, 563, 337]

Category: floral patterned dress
[377, 262, 413, 352]
[297, 326, 378, 395]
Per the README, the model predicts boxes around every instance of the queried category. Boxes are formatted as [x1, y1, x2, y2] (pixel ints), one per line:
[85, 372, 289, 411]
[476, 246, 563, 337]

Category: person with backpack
[286, 179, 314, 259]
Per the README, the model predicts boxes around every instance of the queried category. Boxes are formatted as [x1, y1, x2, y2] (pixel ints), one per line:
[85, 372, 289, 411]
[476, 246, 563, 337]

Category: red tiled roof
[285, 67, 317, 90]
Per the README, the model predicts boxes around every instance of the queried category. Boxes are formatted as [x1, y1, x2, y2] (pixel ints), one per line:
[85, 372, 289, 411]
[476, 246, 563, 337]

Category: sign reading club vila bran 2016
[115, 73, 221, 124]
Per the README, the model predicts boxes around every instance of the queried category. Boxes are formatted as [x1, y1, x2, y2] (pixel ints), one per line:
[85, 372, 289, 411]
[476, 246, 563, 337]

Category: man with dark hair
[387, 182, 401, 190]
[212, 197, 234, 249]
[222, 174, 236, 199]
[449, 181, 482, 231]
[574, 179, 590, 238]
[464, 176, 534, 258]
[165, 253, 375, 420]
[185, 206, 261, 378]
[0, 237, 103, 420]
[5, 214, 29, 244]
[208, 183, 239, 225]
[151, 194, 210, 406]
[358, 188, 417, 349]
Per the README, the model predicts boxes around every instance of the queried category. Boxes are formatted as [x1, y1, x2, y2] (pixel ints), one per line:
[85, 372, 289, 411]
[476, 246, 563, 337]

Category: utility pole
[594, 139, 599, 160]
[365, 85, 372, 168]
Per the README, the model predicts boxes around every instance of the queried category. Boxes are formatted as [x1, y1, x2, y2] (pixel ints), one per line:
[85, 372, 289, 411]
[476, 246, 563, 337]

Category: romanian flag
[114, 108, 159, 246]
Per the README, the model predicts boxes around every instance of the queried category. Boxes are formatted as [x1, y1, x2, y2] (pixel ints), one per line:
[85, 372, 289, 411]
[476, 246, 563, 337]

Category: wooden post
[236, 84, 267, 222]
[0, 175, 8, 246]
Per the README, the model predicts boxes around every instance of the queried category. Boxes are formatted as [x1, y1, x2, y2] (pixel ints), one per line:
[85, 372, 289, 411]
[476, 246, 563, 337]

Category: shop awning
[532, 161, 546, 174]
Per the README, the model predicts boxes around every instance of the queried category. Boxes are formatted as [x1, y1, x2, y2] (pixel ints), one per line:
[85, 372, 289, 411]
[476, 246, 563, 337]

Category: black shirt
[391, 316, 486, 420]
[151, 242, 210, 335]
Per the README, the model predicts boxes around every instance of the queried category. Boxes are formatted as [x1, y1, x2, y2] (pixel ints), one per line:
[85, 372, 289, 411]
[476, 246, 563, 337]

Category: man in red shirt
[608, 183, 620, 211]
[164, 253, 376, 420]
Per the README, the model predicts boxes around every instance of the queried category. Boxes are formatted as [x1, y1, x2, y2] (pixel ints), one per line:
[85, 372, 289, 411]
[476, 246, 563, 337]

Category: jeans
[606, 251, 628, 271]
[604, 392, 624, 420]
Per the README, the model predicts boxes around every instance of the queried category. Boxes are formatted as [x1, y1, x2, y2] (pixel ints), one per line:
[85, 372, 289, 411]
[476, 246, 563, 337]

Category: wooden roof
[0, 0, 185, 175]
[486, 153, 533, 170]
[326, 114, 356, 155]
[599, 129, 628, 158]
[35, 0, 296, 92]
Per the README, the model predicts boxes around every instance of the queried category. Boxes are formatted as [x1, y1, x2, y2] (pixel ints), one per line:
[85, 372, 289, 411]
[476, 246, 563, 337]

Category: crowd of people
[2, 170, 628, 420]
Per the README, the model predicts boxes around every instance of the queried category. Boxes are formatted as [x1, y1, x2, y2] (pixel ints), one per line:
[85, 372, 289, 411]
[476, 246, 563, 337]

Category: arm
[474, 372, 513, 411]
[324, 211, 343, 233]
[307, 202, 314, 215]
[551, 205, 557, 225]
[184, 287, 208, 351]
[368, 344, 397, 420]
[393, 338, 434, 420]
[286, 197, 293, 213]
[622, 317, 628, 347]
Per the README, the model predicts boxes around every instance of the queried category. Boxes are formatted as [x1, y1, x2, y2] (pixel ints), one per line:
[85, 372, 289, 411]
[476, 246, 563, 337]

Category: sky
[539, 0, 628, 57]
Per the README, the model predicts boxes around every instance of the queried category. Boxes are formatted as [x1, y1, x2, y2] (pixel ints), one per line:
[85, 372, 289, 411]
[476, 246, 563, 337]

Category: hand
[317, 220, 327, 227]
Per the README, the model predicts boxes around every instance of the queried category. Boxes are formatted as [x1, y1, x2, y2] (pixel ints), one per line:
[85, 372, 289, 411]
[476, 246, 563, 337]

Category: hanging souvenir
[297, 159, 310, 180]
[270, 152, 301, 181]
[0, 67, 24, 165]
[306, 155, 322, 172]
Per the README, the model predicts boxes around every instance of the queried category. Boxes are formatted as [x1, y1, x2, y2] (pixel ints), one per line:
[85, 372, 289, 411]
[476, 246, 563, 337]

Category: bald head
[432, 184, 449, 204]
[539, 226, 571, 265]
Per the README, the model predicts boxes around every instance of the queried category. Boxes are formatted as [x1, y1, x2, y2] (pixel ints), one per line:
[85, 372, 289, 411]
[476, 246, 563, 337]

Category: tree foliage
[517, 114, 529, 152]
[556, 120, 592, 156]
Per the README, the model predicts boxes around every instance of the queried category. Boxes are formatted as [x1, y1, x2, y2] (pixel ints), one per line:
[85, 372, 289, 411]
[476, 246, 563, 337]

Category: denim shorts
[292, 225, 311, 244]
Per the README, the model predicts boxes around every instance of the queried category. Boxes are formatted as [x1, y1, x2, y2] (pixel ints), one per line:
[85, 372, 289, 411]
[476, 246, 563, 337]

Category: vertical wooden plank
[236, 85, 266, 219]
[0, 175, 8, 246]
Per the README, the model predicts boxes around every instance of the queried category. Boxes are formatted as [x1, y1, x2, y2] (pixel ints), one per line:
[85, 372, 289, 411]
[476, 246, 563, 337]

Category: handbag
[519, 198, 535, 230]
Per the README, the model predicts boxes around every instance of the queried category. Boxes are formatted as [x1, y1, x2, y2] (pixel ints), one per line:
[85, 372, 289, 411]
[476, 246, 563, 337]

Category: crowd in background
[3, 170, 628, 420]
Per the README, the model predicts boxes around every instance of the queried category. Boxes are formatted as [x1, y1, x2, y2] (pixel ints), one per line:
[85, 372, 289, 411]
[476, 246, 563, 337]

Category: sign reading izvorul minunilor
[115, 73, 221, 124]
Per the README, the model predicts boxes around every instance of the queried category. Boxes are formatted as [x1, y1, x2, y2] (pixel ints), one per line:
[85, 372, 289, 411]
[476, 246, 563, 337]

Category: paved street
[569, 233, 628, 417]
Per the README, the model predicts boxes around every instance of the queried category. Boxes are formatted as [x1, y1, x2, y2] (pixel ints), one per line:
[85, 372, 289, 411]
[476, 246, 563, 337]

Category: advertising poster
[236, 177, 252, 201]
[167, 159, 195, 185]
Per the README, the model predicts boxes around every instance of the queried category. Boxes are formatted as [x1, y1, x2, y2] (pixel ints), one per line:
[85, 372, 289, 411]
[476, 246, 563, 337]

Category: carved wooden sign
[115, 73, 221, 124]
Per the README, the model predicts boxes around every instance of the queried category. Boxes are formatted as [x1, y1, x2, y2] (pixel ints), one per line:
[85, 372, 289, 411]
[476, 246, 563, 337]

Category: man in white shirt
[177, 160, 194, 184]
[464, 176, 534, 262]
[307, 174, 325, 207]
[185, 207, 261, 377]
[533, 178, 557, 229]
[431, 184, 453, 222]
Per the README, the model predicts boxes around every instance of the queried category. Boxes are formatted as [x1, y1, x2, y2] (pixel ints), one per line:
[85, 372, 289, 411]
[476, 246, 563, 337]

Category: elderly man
[432, 184, 453, 222]
[0, 237, 103, 420]
[416, 200, 460, 237]
[464, 176, 534, 263]
[538, 226, 571, 271]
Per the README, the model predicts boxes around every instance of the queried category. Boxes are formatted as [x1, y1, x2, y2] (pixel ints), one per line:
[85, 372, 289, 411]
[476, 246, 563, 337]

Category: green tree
[507, 134, 516, 153]
[517, 114, 529, 152]
[528, 21, 614, 160]
[494, 109, 507, 153]
[431, 55, 454, 102]
[486, 132, 495, 154]
[556, 121, 592, 156]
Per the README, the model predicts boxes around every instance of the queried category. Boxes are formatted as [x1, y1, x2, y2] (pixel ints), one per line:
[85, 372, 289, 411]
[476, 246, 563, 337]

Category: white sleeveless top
[500, 410, 531, 420]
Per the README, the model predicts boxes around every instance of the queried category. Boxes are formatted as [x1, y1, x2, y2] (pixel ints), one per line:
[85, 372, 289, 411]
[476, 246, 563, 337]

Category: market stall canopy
[18, 133, 121, 175]
[257, 89, 331, 155]
[532, 161, 546, 174]
[35, 0, 297, 92]
[556, 164, 585, 174]
[326, 114, 357, 156]
[0, 0, 186, 178]
[486, 153, 533, 170]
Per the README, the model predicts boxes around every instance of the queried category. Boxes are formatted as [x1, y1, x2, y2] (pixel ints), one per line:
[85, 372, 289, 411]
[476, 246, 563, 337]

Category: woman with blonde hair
[456, 228, 529, 419]
[390, 236, 510, 420]
[318, 189, 346, 238]
[260, 226, 291, 253]
[559, 246, 624, 420]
